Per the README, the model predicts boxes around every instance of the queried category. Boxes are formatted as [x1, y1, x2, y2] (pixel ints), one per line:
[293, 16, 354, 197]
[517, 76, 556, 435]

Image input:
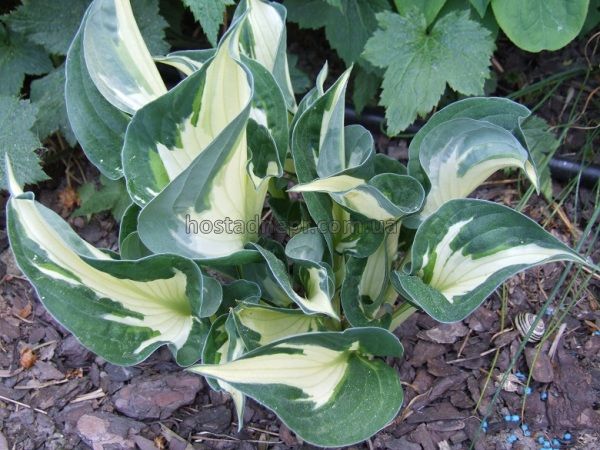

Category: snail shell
[515, 312, 545, 343]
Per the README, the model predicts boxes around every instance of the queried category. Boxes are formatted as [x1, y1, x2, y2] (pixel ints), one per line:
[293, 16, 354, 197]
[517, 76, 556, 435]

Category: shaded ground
[1, 23, 599, 450]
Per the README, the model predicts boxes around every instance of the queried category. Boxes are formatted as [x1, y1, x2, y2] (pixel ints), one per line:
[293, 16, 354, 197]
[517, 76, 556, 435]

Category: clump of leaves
[4, 0, 597, 447]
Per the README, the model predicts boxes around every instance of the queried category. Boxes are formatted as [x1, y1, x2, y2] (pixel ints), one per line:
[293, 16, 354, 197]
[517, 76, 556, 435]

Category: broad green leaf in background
[468, 0, 490, 17]
[580, 0, 600, 36]
[3, 0, 90, 55]
[352, 66, 380, 115]
[6, 170, 214, 366]
[288, 53, 311, 94]
[190, 328, 404, 447]
[285, 0, 390, 65]
[0, 97, 46, 190]
[0, 30, 53, 96]
[83, 0, 167, 114]
[183, 0, 234, 46]
[364, 9, 494, 134]
[491, 0, 590, 52]
[65, 9, 129, 179]
[130, 0, 170, 55]
[394, 0, 447, 25]
[30, 66, 77, 145]
[73, 176, 131, 220]
[391, 199, 587, 323]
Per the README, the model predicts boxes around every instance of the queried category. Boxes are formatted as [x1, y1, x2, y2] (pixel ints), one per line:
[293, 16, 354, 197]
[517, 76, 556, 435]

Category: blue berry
[538, 436, 546, 444]
[505, 414, 512, 421]
[552, 439, 560, 446]
[524, 387, 532, 395]
[540, 391, 548, 400]
[545, 307, 554, 316]
[563, 433, 572, 440]
[516, 371, 526, 380]
[593, 330, 600, 336]
[524, 430, 531, 437]
[507, 434, 518, 443]
[511, 414, 520, 422]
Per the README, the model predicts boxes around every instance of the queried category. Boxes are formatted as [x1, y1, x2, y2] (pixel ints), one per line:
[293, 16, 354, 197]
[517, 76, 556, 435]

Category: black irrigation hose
[549, 157, 600, 188]
[344, 108, 600, 188]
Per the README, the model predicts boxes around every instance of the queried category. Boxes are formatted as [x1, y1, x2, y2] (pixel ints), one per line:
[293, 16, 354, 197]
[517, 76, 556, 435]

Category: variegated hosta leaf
[391, 199, 587, 323]
[236, 0, 297, 111]
[190, 328, 404, 447]
[213, 279, 262, 316]
[135, 27, 285, 261]
[416, 118, 539, 218]
[202, 314, 247, 429]
[65, 7, 129, 179]
[341, 226, 400, 327]
[233, 302, 327, 350]
[247, 238, 338, 319]
[153, 50, 211, 76]
[6, 177, 214, 366]
[408, 97, 532, 187]
[241, 240, 295, 308]
[290, 173, 425, 222]
[291, 68, 370, 255]
[83, 0, 167, 114]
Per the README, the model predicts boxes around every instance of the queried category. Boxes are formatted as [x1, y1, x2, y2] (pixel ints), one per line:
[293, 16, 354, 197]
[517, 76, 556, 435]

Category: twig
[31, 340, 57, 352]
[446, 346, 505, 364]
[0, 394, 48, 415]
[244, 426, 279, 437]
[490, 327, 514, 342]
[456, 329, 471, 358]
[70, 388, 105, 403]
[481, 179, 518, 186]
[548, 323, 567, 361]
[10, 312, 34, 324]
[14, 379, 69, 390]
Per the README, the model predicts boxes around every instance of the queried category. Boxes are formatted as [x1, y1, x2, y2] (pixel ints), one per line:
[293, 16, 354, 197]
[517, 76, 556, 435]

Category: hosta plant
[4, 0, 597, 446]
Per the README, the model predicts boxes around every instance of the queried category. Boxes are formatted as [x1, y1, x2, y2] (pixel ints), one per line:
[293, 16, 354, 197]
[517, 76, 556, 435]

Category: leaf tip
[4, 153, 23, 196]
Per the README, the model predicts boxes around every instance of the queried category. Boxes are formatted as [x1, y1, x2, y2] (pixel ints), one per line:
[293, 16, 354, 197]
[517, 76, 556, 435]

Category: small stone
[418, 322, 469, 344]
[31, 361, 64, 381]
[0, 432, 8, 450]
[104, 363, 140, 382]
[113, 373, 201, 420]
[76, 412, 145, 450]
[525, 348, 554, 383]
[384, 436, 421, 450]
[58, 336, 92, 368]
